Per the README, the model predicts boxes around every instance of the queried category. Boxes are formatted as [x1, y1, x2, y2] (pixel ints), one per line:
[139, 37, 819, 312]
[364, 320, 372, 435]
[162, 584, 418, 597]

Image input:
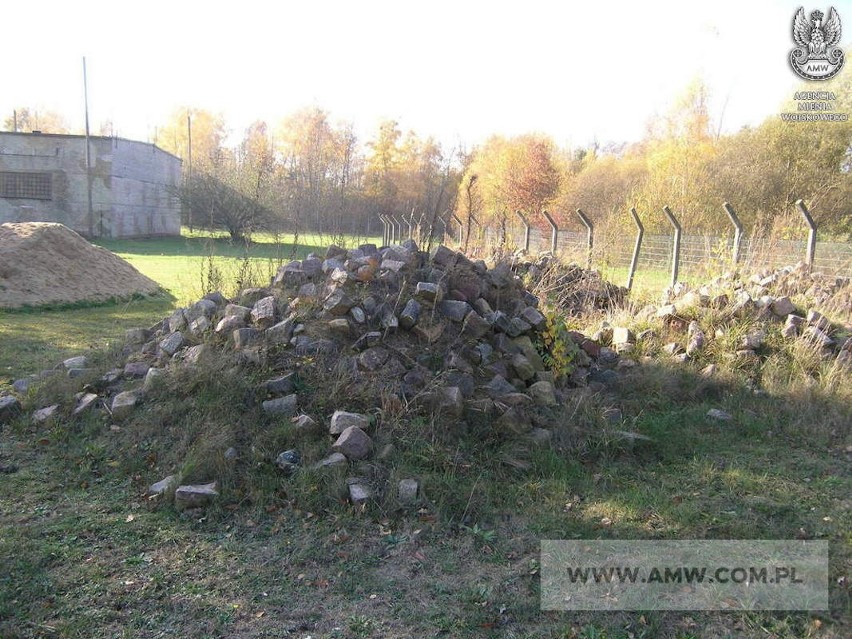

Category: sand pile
[0, 223, 160, 308]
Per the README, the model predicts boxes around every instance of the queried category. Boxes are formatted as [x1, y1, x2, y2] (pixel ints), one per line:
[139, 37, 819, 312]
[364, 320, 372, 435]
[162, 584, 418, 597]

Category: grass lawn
[0, 231, 849, 637]
[0, 230, 381, 382]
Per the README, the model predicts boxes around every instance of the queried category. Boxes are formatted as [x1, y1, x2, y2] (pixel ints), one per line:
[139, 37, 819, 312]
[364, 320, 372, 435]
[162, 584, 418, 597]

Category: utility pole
[187, 113, 193, 232]
[12, 110, 17, 132]
[83, 57, 95, 237]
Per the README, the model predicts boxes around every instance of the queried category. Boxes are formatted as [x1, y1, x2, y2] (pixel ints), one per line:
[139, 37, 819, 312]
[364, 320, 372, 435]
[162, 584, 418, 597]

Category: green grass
[0, 229, 380, 383]
[0, 230, 850, 637]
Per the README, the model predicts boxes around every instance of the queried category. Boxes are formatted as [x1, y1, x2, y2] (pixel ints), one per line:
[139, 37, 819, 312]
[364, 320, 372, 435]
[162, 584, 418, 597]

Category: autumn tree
[3, 107, 70, 133]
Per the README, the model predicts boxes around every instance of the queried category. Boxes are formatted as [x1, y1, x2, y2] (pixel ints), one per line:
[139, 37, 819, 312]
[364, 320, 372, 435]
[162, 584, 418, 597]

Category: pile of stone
[511, 253, 627, 314]
[608, 262, 852, 367]
[4, 241, 632, 510]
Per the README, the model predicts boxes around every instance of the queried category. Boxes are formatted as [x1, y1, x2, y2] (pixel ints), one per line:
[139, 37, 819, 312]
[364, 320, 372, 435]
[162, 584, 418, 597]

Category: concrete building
[0, 131, 182, 238]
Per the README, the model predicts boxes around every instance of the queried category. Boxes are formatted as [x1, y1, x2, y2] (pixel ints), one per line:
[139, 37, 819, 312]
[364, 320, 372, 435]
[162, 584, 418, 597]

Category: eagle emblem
[790, 7, 845, 80]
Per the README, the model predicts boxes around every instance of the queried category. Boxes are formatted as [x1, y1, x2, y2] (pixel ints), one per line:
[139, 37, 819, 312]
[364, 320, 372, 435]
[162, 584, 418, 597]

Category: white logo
[790, 7, 845, 80]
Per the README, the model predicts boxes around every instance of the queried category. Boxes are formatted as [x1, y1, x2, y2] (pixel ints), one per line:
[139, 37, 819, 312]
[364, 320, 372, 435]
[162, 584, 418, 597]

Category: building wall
[0, 132, 181, 238]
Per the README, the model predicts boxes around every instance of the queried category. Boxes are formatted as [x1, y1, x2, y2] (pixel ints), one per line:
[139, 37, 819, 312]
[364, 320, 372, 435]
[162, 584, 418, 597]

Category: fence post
[722, 202, 744, 265]
[388, 214, 400, 244]
[796, 199, 817, 271]
[541, 210, 559, 253]
[575, 208, 594, 268]
[514, 210, 531, 252]
[406, 208, 416, 240]
[662, 205, 682, 287]
[379, 215, 389, 246]
[627, 207, 644, 291]
[451, 212, 463, 246]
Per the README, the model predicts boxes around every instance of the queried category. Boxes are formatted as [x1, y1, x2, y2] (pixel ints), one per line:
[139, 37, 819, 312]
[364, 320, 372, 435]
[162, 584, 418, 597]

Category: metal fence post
[627, 207, 644, 291]
[662, 205, 682, 287]
[722, 202, 744, 265]
[541, 210, 558, 253]
[451, 212, 463, 246]
[575, 208, 594, 268]
[514, 210, 531, 252]
[379, 215, 389, 246]
[796, 199, 817, 271]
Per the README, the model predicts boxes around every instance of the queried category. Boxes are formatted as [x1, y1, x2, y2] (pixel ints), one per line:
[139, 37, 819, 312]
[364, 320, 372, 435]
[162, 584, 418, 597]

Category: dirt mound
[0, 223, 160, 309]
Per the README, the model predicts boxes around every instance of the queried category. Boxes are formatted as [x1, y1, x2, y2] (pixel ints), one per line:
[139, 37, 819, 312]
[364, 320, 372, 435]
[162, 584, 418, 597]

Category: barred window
[0, 172, 52, 200]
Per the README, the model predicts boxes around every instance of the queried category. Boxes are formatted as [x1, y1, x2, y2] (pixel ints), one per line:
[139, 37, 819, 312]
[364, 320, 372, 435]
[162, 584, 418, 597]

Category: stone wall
[0, 132, 181, 238]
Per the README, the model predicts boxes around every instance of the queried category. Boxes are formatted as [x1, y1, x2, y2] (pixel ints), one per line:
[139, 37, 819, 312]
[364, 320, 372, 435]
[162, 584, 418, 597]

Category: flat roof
[0, 130, 182, 162]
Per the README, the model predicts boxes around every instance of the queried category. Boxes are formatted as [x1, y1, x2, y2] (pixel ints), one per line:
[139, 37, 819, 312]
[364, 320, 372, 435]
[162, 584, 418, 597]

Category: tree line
[5, 68, 851, 243]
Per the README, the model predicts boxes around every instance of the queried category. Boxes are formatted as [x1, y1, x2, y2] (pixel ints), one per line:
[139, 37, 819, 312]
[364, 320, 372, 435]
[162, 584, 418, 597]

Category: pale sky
[3, 0, 850, 150]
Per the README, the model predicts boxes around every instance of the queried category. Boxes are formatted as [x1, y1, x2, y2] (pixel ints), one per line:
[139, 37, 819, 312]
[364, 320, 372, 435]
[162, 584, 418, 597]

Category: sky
[3, 0, 850, 151]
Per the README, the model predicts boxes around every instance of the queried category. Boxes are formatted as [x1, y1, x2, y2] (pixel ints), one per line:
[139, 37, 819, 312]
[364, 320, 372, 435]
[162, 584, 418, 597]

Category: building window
[0, 172, 52, 200]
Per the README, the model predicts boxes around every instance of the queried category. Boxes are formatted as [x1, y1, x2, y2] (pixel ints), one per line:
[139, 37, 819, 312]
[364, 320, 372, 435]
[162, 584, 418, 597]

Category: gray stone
[656, 304, 677, 319]
[602, 407, 623, 423]
[266, 317, 296, 345]
[398, 479, 419, 505]
[224, 304, 252, 321]
[63, 355, 88, 370]
[507, 317, 532, 337]
[612, 327, 635, 345]
[0, 396, 22, 424]
[598, 347, 619, 364]
[770, 296, 796, 318]
[189, 316, 211, 336]
[438, 300, 472, 322]
[512, 336, 546, 371]
[292, 414, 320, 435]
[511, 354, 536, 381]
[358, 347, 390, 371]
[323, 289, 354, 316]
[233, 327, 262, 350]
[147, 475, 177, 496]
[12, 378, 31, 394]
[379, 305, 399, 331]
[182, 344, 208, 365]
[399, 299, 421, 330]
[332, 426, 373, 460]
[215, 315, 245, 335]
[322, 258, 345, 274]
[313, 452, 348, 469]
[72, 393, 99, 415]
[415, 282, 441, 303]
[251, 296, 277, 328]
[275, 449, 301, 475]
[461, 310, 491, 339]
[111, 391, 139, 420]
[224, 447, 239, 461]
[528, 427, 553, 447]
[803, 326, 835, 348]
[349, 307, 367, 324]
[187, 299, 217, 321]
[143, 368, 163, 392]
[330, 410, 370, 435]
[806, 309, 831, 331]
[159, 331, 185, 356]
[707, 408, 733, 421]
[431, 245, 458, 268]
[328, 318, 351, 337]
[663, 342, 683, 356]
[174, 482, 218, 510]
[435, 386, 464, 418]
[32, 404, 59, 424]
[741, 330, 765, 350]
[263, 394, 298, 417]
[528, 381, 557, 407]
[167, 309, 188, 333]
[348, 480, 371, 505]
[266, 373, 298, 395]
[484, 375, 517, 398]
[520, 306, 547, 331]
[380, 259, 406, 273]
[494, 406, 533, 434]
[686, 322, 705, 355]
